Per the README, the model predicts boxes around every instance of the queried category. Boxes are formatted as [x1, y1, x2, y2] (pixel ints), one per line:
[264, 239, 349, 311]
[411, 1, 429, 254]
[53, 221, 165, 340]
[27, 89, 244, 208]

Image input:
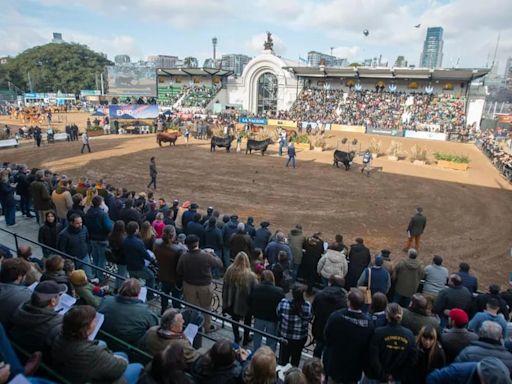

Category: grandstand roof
[157, 67, 234, 77]
[282, 66, 490, 81]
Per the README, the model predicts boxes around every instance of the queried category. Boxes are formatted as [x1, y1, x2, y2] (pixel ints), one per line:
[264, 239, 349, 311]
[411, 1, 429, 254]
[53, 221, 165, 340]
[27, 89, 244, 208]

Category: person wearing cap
[427, 357, 512, 384]
[468, 298, 509, 339]
[147, 157, 157, 190]
[357, 254, 391, 296]
[245, 217, 256, 239]
[0, 258, 31, 326]
[8, 281, 66, 353]
[404, 207, 427, 251]
[177, 234, 223, 333]
[182, 202, 199, 230]
[254, 221, 271, 251]
[440, 308, 478, 363]
[222, 215, 239, 267]
[201, 207, 214, 226]
[401, 293, 441, 335]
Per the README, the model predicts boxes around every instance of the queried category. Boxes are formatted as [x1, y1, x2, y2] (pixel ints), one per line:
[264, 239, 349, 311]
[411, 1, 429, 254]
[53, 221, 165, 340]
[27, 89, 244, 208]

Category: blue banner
[239, 117, 268, 125]
[109, 105, 159, 119]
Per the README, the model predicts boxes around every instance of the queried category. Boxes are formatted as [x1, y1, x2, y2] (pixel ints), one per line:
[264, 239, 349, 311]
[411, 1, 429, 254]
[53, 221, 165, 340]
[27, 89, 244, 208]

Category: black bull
[210, 135, 234, 152]
[333, 150, 356, 170]
[246, 138, 273, 156]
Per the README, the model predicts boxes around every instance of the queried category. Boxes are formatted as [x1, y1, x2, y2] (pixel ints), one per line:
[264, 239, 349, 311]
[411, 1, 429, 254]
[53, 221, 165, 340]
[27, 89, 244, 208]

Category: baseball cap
[33, 281, 67, 300]
[449, 308, 469, 327]
[375, 255, 384, 266]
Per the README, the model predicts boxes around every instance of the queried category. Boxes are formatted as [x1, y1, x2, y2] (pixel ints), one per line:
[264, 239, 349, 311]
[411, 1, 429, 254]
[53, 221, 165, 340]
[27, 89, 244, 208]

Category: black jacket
[407, 213, 427, 236]
[311, 285, 347, 340]
[440, 328, 478, 363]
[38, 221, 61, 250]
[474, 293, 509, 319]
[57, 225, 90, 258]
[433, 285, 472, 315]
[345, 243, 371, 289]
[247, 281, 284, 322]
[186, 221, 206, 246]
[254, 227, 271, 250]
[119, 207, 142, 226]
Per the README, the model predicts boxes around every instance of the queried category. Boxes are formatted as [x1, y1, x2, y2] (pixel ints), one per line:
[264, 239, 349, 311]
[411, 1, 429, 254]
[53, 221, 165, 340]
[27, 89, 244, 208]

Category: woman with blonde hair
[243, 346, 277, 384]
[140, 220, 156, 250]
[222, 251, 258, 346]
[82, 187, 95, 213]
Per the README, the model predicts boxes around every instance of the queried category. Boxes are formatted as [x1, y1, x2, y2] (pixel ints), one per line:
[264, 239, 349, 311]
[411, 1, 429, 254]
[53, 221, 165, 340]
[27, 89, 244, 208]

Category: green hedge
[294, 134, 310, 144]
[433, 152, 470, 164]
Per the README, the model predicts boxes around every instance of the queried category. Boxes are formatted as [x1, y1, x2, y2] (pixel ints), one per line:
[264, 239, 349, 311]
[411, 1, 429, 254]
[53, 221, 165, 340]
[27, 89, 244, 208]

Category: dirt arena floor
[1, 112, 512, 286]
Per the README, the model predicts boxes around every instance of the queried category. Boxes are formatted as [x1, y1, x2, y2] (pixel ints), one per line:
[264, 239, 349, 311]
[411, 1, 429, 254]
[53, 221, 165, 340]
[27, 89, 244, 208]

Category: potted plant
[433, 152, 470, 171]
[410, 144, 429, 165]
[386, 140, 403, 161]
[294, 134, 311, 151]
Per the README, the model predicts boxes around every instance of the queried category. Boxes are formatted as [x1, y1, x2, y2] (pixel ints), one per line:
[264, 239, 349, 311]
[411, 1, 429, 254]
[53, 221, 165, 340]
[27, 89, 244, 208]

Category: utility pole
[100, 72, 105, 95]
[330, 47, 334, 56]
[27, 72, 33, 92]
[212, 37, 218, 66]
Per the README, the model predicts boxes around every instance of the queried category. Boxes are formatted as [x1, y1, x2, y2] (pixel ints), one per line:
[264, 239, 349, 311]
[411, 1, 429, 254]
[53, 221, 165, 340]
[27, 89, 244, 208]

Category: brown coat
[154, 239, 183, 284]
[142, 326, 199, 364]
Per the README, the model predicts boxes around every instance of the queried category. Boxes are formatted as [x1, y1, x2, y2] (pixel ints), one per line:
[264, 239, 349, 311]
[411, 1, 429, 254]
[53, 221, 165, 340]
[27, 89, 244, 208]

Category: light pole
[212, 37, 218, 64]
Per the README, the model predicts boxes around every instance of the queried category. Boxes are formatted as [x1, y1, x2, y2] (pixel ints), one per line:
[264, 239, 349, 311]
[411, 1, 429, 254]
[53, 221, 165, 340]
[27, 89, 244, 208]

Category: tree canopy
[0, 43, 112, 94]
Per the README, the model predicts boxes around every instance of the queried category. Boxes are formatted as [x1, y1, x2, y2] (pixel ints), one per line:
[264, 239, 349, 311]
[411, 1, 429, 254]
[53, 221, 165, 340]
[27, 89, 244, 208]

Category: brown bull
[156, 132, 180, 147]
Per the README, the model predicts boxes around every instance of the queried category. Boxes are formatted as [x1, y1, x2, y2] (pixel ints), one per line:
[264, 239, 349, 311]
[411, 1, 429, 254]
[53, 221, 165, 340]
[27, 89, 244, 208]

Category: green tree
[1, 43, 112, 93]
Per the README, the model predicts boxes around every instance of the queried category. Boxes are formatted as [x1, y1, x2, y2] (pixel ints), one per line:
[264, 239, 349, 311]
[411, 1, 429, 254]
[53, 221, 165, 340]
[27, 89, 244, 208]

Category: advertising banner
[300, 122, 333, 130]
[404, 130, 447, 141]
[330, 124, 366, 133]
[80, 90, 101, 97]
[107, 65, 157, 97]
[366, 127, 405, 137]
[109, 105, 159, 119]
[239, 117, 268, 125]
[267, 119, 297, 128]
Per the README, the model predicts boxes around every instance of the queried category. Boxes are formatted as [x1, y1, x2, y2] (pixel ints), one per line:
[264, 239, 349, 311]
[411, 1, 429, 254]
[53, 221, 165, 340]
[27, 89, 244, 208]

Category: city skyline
[0, 0, 511, 69]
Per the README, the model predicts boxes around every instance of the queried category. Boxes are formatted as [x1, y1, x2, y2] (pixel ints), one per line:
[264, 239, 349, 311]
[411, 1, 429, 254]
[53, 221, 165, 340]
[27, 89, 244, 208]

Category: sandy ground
[1, 112, 512, 287]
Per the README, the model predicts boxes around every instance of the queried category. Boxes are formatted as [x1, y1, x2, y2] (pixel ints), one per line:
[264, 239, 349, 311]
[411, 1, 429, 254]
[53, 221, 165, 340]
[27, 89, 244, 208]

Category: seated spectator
[370, 292, 389, 327]
[455, 321, 512, 373]
[455, 262, 478, 294]
[40, 254, 74, 294]
[402, 293, 441, 335]
[9, 281, 65, 353]
[138, 344, 194, 384]
[17, 245, 42, 284]
[242, 346, 277, 384]
[409, 325, 446, 383]
[474, 284, 509, 320]
[141, 309, 200, 365]
[97, 278, 159, 345]
[302, 357, 323, 384]
[283, 368, 307, 384]
[0, 258, 31, 325]
[50, 305, 142, 383]
[70, 269, 107, 308]
[192, 339, 248, 384]
[432, 274, 472, 328]
[422, 255, 449, 298]
[427, 357, 511, 384]
[468, 298, 508, 339]
[357, 255, 391, 295]
[440, 308, 478, 364]
[316, 245, 347, 285]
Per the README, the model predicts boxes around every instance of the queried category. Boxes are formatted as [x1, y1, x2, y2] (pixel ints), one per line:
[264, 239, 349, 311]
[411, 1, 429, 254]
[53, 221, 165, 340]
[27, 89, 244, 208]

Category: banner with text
[404, 130, 447, 141]
[239, 117, 268, 125]
[300, 122, 332, 130]
[330, 124, 366, 133]
[366, 127, 405, 137]
[109, 105, 159, 119]
[267, 119, 297, 128]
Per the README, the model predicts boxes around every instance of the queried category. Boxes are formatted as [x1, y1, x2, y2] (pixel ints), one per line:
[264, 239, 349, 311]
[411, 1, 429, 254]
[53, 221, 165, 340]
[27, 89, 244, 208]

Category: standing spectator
[402, 293, 441, 335]
[67, 193, 85, 222]
[404, 207, 427, 251]
[81, 131, 91, 153]
[108, 220, 128, 290]
[84, 195, 113, 281]
[38, 211, 61, 257]
[357, 255, 391, 296]
[204, 217, 223, 267]
[120, 199, 143, 226]
[276, 284, 312, 367]
[152, 212, 165, 239]
[392, 248, 423, 307]
[30, 170, 52, 225]
[222, 252, 257, 346]
[154, 225, 184, 312]
[229, 223, 254, 263]
[0, 258, 31, 326]
[272, 251, 294, 294]
[317, 245, 348, 286]
[323, 288, 374, 383]
[409, 325, 446, 383]
[245, 216, 256, 238]
[177, 234, 223, 333]
[366, 303, 417, 383]
[455, 262, 478, 294]
[140, 221, 156, 250]
[33, 126, 42, 147]
[123, 221, 155, 299]
[440, 308, 478, 364]
[288, 224, 305, 272]
[264, 231, 291, 267]
[468, 298, 508, 339]
[186, 213, 206, 246]
[311, 275, 347, 358]
[147, 157, 157, 190]
[0, 171, 16, 227]
[422, 255, 449, 298]
[57, 213, 93, 280]
[254, 221, 271, 251]
[97, 279, 159, 345]
[15, 166, 34, 218]
[286, 142, 296, 168]
[299, 232, 324, 294]
[433, 274, 472, 328]
[182, 202, 199, 230]
[221, 214, 239, 267]
[474, 284, 509, 320]
[345, 238, 371, 289]
[248, 270, 284, 352]
[370, 293, 389, 327]
[51, 179, 73, 226]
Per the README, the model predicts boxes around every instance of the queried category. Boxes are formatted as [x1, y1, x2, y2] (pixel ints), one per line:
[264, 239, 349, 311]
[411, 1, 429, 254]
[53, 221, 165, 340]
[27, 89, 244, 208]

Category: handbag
[359, 268, 372, 304]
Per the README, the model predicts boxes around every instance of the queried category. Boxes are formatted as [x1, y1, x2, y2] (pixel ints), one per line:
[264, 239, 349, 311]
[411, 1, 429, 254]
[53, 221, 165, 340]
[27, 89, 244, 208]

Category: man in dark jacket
[84, 195, 113, 281]
[392, 248, 423, 307]
[323, 288, 374, 383]
[312, 275, 347, 357]
[8, 281, 66, 353]
[474, 284, 509, 319]
[147, 157, 157, 190]
[401, 293, 441, 335]
[15, 166, 34, 218]
[0, 173, 17, 227]
[254, 221, 271, 251]
[30, 170, 52, 225]
[57, 214, 93, 279]
[124, 221, 155, 299]
[287, 224, 305, 272]
[229, 223, 254, 261]
[264, 231, 292, 267]
[245, 217, 256, 238]
[456, 262, 478, 294]
[186, 213, 206, 245]
[345, 238, 371, 289]
[119, 198, 142, 226]
[440, 308, 478, 363]
[433, 274, 472, 328]
[0, 258, 31, 326]
[181, 202, 199, 230]
[248, 270, 284, 351]
[221, 215, 239, 267]
[404, 207, 427, 251]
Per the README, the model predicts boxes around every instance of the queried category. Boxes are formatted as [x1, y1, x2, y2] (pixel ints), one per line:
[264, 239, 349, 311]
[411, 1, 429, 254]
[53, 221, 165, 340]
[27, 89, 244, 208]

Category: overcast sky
[1, 0, 511, 72]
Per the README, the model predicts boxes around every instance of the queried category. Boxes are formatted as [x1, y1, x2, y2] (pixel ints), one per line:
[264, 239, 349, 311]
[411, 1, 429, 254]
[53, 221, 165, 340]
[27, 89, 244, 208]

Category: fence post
[13, 233, 19, 253]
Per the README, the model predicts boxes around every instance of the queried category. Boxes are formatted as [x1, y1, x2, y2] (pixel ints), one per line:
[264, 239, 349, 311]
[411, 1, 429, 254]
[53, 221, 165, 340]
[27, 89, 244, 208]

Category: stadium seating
[180, 85, 219, 108]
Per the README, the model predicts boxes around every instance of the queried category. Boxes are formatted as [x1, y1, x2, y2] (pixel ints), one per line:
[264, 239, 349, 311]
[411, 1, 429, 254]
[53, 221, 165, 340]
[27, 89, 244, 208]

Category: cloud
[246, 33, 287, 55]
[332, 46, 362, 62]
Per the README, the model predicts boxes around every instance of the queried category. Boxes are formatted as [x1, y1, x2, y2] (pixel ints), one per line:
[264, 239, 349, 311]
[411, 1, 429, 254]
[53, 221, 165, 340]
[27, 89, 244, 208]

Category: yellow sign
[330, 124, 366, 133]
[267, 119, 297, 128]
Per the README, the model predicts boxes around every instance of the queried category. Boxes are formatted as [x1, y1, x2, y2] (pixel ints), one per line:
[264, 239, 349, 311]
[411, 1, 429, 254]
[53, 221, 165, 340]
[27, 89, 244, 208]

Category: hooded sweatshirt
[393, 257, 424, 297]
[317, 249, 348, 279]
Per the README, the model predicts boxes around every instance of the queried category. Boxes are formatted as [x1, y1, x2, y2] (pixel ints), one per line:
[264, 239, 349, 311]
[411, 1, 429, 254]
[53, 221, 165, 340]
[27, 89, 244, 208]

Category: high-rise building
[419, 27, 444, 68]
[394, 56, 408, 68]
[183, 57, 199, 68]
[52, 33, 64, 43]
[307, 51, 347, 67]
[147, 55, 179, 68]
[114, 55, 131, 65]
[221, 54, 251, 76]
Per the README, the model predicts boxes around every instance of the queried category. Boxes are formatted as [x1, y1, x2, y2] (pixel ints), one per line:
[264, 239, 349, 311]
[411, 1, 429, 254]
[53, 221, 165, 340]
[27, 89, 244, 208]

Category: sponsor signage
[330, 124, 366, 133]
[239, 117, 268, 125]
[366, 127, 405, 137]
[404, 130, 447, 141]
[267, 119, 297, 128]
[109, 104, 159, 119]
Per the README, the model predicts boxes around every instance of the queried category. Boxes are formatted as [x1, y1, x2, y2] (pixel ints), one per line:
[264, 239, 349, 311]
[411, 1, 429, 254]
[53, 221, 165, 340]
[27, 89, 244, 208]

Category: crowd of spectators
[478, 131, 512, 181]
[1, 162, 512, 383]
[181, 86, 220, 109]
[289, 88, 467, 133]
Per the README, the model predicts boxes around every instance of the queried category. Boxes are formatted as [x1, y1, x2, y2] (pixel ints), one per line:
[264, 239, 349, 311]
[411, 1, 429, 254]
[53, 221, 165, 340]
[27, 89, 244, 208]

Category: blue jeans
[113, 352, 143, 384]
[3, 205, 16, 226]
[161, 281, 182, 312]
[75, 254, 94, 280]
[90, 240, 108, 280]
[0, 323, 24, 379]
[115, 264, 128, 289]
[129, 267, 155, 299]
[286, 156, 296, 168]
[253, 318, 278, 352]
